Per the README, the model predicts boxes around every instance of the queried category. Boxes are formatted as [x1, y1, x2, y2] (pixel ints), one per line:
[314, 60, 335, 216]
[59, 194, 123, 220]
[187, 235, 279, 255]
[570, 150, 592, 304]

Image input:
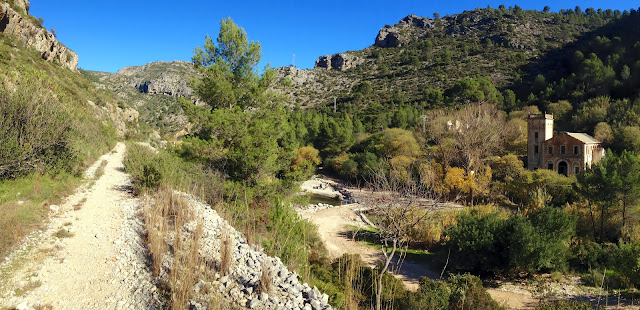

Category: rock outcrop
[314, 53, 362, 71]
[374, 26, 401, 48]
[0, 1, 78, 71]
[116, 60, 197, 98]
[375, 15, 437, 48]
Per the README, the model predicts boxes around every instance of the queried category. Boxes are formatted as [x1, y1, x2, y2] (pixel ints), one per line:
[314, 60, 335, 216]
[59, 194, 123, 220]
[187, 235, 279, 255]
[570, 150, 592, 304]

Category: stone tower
[527, 114, 554, 170]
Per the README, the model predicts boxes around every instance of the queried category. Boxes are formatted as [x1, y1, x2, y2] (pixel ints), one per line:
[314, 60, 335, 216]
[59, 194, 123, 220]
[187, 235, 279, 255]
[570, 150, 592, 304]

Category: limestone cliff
[0, 0, 78, 71]
[314, 53, 363, 71]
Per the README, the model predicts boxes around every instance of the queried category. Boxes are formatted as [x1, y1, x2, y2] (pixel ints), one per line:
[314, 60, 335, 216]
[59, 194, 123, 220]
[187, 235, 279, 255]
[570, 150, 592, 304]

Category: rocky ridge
[0, 0, 78, 71]
[114, 60, 198, 98]
[375, 13, 533, 50]
[273, 8, 596, 108]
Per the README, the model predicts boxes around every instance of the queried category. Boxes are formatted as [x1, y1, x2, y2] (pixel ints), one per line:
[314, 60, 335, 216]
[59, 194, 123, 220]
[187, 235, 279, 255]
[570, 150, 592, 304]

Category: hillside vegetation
[83, 61, 197, 138]
[277, 6, 640, 113]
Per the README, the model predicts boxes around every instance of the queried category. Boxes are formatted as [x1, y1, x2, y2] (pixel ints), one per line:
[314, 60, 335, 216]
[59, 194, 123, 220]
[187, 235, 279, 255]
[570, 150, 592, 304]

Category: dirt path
[0, 142, 160, 309]
[301, 203, 439, 291]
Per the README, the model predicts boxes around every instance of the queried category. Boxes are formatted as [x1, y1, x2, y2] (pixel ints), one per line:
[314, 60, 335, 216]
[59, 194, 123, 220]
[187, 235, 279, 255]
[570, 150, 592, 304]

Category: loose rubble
[156, 193, 333, 309]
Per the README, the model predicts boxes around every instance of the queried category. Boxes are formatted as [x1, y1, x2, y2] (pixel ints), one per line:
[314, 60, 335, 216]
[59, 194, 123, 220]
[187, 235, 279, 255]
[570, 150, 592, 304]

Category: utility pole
[334, 97, 337, 113]
[421, 114, 427, 133]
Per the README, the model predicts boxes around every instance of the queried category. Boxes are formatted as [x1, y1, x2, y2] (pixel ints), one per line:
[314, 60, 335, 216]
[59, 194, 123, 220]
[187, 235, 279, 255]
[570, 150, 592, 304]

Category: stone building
[527, 114, 605, 176]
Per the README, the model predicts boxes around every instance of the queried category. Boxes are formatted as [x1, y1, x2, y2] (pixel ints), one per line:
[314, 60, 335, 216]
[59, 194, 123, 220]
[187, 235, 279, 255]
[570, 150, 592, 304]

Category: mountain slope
[275, 7, 630, 111]
[83, 61, 198, 138]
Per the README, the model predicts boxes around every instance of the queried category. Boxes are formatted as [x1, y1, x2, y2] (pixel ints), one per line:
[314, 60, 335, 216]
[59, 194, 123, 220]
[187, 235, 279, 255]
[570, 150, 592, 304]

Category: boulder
[374, 27, 401, 48]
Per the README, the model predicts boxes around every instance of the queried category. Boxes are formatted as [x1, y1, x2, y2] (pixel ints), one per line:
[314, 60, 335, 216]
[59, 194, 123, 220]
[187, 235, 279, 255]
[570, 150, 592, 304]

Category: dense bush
[0, 78, 71, 178]
[446, 207, 575, 274]
[535, 300, 593, 310]
[399, 274, 502, 310]
[123, 143, 222, 200]
[571, 239, 640, 289]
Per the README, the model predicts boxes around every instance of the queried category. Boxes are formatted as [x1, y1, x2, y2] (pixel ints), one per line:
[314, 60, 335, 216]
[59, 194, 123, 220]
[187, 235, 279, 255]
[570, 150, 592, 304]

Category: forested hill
[276, 6, 640, 123]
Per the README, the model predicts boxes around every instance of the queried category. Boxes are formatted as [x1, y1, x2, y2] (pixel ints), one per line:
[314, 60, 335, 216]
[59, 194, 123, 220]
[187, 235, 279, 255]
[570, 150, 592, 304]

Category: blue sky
[30, 0, 640, 73]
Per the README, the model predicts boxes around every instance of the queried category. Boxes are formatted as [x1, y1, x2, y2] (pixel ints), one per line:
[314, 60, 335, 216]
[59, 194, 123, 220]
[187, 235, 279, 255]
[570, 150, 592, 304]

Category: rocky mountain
[0, 0, 78, 71]
[0, 0, 137, 139]
[83, 61, 199, 138]
[274, 8, 621, 109]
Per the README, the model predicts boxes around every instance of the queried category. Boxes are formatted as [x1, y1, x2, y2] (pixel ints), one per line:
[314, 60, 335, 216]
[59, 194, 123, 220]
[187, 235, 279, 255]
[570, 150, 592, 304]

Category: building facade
[527, 114, 605, 176]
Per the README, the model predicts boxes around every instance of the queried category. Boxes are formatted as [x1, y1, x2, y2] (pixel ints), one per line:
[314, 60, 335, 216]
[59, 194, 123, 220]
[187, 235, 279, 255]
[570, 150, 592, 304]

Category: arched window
[561, 145, 566, 154]
[573, 161, 580, 174]
[558, 161, 568, 176]
[574, 145, 579, 154]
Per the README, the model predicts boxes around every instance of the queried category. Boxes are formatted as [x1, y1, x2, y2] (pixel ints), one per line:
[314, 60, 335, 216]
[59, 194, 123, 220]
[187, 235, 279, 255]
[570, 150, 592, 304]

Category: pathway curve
[0, 142, 161, 309]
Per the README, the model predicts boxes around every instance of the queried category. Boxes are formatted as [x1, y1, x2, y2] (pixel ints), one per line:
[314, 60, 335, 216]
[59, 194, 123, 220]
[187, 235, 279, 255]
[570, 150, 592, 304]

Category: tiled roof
[566, 132, 600, 144]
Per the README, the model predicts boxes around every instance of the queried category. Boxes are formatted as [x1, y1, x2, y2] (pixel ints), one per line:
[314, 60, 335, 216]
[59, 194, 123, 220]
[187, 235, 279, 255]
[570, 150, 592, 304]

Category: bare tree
[366, 163, 439, 310]
[427, 104, 505, 172]
[452, 104, 504, 172]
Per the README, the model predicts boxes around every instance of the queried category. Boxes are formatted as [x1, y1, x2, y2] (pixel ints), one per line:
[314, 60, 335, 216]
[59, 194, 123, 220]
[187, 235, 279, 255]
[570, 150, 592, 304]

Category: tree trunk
[588, 202, 597, 240]
[622, 198, 627, 237]
[600, 204, 605, 243]
[376, 239, 397, 310]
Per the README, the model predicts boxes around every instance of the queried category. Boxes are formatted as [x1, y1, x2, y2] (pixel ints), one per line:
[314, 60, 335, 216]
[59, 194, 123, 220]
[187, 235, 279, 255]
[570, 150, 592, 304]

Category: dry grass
[220, 228, 232, 277]
[73, 197, 87, 211]
[143, 187, 205, 310]
[339, 255, 364, 310]
[258, 260, 273, 296]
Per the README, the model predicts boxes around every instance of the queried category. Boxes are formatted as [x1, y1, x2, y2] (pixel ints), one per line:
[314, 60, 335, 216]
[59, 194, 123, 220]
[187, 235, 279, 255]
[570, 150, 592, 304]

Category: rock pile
[157, 193, 333, 310]
[0, 1, 78, 70]
[295, 203, 337, 214]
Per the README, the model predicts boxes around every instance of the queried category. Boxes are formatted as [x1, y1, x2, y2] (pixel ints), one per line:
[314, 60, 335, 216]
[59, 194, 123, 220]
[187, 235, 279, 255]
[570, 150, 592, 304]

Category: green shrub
[445, 210, 509, 273]
[535, 300, 593, 310]
[399, 274, 502, 310]
[446, 207, 575, 274]
[577, 241, 640, 289]
[399, 277, 451, 309]
[138, 163, 162, 192]
[0, 79, 71, 179]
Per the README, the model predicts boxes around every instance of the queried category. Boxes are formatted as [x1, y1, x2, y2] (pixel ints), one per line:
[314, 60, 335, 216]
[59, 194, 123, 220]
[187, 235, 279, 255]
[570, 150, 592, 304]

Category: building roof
[565, 132, 600, 144]
[528, 113, 554, 120]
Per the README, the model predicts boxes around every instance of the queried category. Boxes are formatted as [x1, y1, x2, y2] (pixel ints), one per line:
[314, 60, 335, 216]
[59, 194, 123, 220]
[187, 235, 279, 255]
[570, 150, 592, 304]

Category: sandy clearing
[300, 177, 343, 199]
[301, 202, 440, 291]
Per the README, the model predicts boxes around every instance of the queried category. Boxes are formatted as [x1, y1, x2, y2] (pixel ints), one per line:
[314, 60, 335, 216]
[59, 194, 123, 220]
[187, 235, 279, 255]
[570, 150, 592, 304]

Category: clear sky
[29, 0, 640, 73]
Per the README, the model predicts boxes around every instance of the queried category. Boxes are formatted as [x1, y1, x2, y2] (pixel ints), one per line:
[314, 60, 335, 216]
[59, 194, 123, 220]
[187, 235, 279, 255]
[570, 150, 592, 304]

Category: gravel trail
[0, 142, 161, 309]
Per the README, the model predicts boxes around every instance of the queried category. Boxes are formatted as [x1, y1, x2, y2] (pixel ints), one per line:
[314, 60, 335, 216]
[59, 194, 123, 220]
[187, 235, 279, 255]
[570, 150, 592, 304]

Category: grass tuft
[54, 228, 74, 239]
[258, 260, 273, 296]
[220, 228, 232, 277]
[143, 187, 205, 309]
